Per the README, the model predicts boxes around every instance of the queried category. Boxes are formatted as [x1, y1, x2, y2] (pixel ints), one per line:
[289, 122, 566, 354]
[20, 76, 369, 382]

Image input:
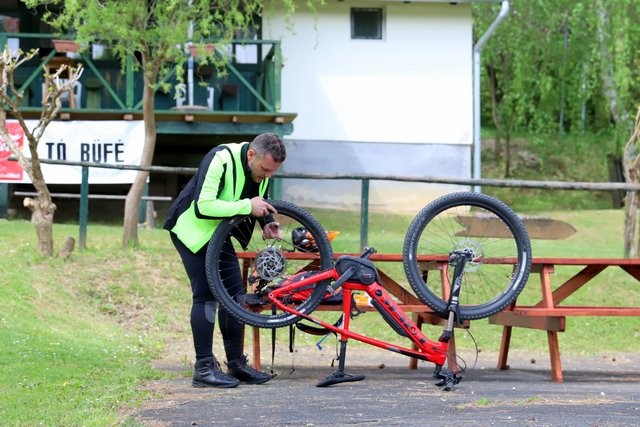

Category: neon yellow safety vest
[167, 142, 269, 252]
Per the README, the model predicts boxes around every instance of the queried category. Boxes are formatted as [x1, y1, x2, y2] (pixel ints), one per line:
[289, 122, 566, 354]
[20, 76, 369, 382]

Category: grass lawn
[1, 204, 639, 425]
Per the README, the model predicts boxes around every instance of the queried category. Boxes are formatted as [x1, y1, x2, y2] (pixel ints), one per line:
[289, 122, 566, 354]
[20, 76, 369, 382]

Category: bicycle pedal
[434, 372, 462, 391]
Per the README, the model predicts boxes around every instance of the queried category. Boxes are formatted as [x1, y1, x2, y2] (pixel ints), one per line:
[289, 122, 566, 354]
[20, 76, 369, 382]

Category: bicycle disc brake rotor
[452, 238, 483, 272]
[254, 246, 287, 280]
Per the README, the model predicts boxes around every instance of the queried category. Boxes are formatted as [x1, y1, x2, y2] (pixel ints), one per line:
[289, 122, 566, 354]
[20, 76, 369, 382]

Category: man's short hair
[250, 133, 286, 163]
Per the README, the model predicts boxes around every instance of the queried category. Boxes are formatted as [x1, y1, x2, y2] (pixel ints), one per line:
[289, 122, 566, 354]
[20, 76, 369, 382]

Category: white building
[265, 0, 505, 213]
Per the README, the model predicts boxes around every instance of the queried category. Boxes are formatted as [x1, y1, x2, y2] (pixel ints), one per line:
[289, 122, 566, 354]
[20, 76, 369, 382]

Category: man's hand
[251, 197, 277, 218]
[262, 222, 281, 240]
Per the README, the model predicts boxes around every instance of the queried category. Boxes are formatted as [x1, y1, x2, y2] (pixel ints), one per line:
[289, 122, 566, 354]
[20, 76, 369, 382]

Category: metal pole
[473, 0, 510, 193]
[187, 1, 194, 106]
[126, 55, 134, 108]
[139, 180, 149, 224]
[0, 184, 8, 218]
[360, 179, 369, 251]
[79, 166, 89, 249]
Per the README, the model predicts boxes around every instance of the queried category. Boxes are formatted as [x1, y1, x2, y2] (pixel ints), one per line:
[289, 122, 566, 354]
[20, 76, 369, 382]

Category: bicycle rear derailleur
[433, 365, 462, 391]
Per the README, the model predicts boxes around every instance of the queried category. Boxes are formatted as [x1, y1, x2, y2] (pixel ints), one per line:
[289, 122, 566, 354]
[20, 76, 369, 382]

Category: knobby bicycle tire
[403, 192, 532, 320]
[205, 199, 334, 328]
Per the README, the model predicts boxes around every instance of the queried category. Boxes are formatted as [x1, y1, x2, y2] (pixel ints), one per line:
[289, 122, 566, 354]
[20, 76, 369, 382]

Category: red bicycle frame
[267, 267, 449, 367]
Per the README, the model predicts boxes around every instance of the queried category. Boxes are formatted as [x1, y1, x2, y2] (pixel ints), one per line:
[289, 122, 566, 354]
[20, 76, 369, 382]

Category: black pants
[170, 232, 244, 362]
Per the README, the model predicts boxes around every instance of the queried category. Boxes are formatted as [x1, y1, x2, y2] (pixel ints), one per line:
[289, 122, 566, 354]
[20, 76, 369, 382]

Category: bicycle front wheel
[205, 200, 334, 328]
[403, 192, 531, 320]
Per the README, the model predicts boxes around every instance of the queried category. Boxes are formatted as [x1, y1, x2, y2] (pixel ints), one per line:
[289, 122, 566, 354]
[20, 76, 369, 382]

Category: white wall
[265, 1, 473, 145]
[264, 1, 474, 213]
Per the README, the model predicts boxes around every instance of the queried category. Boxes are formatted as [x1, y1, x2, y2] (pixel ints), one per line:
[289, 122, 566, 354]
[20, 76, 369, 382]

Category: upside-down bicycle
[205, 192, 532, 390]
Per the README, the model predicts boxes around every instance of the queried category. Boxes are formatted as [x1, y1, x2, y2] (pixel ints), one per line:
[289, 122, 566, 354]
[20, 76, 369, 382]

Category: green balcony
[0, 32, 295, 137]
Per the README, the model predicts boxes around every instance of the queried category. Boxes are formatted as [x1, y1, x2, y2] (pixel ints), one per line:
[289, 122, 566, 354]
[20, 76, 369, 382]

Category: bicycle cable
[450, 328, 481, 374]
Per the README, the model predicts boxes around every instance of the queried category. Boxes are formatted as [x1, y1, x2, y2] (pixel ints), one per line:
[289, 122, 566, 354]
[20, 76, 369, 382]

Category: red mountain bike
[205, 192, 532, 390]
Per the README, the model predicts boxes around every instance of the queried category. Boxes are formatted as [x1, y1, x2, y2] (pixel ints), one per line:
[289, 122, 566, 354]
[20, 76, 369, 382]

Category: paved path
[129, 346, 640, 427]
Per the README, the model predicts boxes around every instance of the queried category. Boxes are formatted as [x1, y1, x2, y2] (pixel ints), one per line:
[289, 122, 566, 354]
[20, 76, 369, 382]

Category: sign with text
[0, 121, 24, 181]
[0, 120, 144, 184]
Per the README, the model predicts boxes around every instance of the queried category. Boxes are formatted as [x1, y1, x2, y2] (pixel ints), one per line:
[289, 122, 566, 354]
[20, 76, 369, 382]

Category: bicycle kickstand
[316, 340, 365, 387]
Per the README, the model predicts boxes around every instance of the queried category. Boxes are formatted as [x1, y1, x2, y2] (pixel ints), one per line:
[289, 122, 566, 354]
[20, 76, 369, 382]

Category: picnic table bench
[489, 257, 640, 382]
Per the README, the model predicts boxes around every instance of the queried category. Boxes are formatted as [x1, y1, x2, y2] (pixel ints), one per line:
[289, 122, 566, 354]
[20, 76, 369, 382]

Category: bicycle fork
[433, 250, 471, 390]
[439, 250, 468, 343]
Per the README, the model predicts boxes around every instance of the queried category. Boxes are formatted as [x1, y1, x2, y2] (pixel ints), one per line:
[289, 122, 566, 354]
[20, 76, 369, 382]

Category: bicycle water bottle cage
[335, 256, 381, 285]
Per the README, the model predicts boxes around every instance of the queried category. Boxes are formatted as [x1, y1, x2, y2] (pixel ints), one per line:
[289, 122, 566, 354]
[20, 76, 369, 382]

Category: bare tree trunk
[624, 191, 638, 257]
[504, 133, 511, 178]
[622, 106, 640, 257]
[24, 135, 57, 255]
[485, 59, 516, 178]
[0, 48, 81, 256]
[485, 64, 503, 157]
[23, 197, 56, 255]
[59, 236, 76, 259]
[596, 0, 621, 125]
[122, 60, 158, 247]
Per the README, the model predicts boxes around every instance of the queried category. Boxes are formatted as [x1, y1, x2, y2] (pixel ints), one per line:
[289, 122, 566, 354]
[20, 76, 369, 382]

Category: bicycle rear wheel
[205, 200, 334, 328]
[403, 192, 531, 320]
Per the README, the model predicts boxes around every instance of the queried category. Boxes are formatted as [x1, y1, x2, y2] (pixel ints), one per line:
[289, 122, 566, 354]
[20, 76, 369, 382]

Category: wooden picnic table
[238, 252, 640, 382]
[489, 257, 640, 382]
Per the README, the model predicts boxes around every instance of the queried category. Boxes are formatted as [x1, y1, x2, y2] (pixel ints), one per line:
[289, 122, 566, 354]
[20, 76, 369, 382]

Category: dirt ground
[127, 341, 640, 427]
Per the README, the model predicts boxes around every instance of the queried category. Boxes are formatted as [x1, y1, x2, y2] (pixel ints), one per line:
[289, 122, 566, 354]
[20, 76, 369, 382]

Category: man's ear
[247, 148, 256, 162]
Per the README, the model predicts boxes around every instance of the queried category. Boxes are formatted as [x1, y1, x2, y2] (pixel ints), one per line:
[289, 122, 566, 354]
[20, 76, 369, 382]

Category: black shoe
[227, 355, 272, 384]
[192, 357, 240, 388]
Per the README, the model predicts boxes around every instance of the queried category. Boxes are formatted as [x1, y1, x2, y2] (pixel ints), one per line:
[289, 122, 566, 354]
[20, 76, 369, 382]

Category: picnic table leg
[497, 325, 512, 369]
[496, 301, 516, 370]
[252, 326, 262, 371]
[547, 331, 563, 382]
[538, 264, 564, 382]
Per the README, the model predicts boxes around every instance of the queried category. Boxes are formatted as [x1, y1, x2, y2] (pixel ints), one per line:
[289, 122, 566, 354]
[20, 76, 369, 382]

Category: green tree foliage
[476, 1, 640, 256]
[475, 1, 640, 154]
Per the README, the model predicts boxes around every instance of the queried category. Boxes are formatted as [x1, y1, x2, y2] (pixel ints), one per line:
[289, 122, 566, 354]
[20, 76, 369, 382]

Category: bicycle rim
[403, 192, 531, 320]
[205, 200, 334, 328]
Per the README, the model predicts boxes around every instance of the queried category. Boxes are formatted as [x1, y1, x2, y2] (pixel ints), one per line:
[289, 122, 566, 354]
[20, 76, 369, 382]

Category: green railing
[0, 32, 282, 114]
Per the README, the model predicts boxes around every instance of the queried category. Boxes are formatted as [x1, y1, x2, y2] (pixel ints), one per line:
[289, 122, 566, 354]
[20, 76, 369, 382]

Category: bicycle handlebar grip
[360, 247, 377, 259]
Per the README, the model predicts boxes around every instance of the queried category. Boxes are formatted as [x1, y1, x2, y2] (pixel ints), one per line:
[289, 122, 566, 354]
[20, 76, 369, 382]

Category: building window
[351, 8, 383, 40]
